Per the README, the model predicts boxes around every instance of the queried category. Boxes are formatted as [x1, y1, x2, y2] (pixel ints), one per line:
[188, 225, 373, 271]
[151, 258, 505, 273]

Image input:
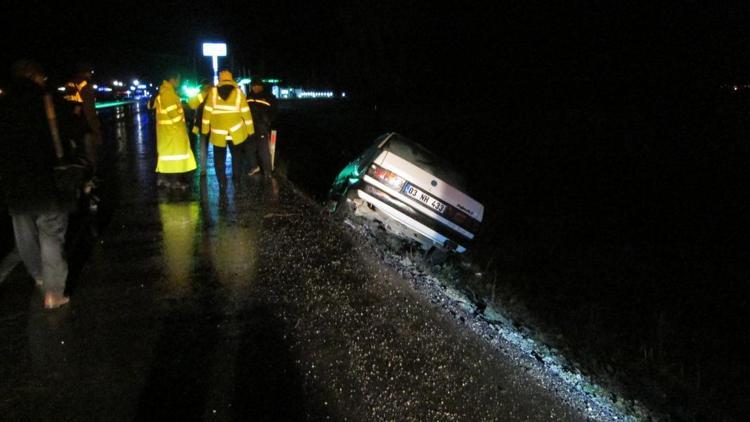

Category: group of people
[151, 68, 277, 191]
[0, 62, 278, 309]
[0, 60, 102, 309]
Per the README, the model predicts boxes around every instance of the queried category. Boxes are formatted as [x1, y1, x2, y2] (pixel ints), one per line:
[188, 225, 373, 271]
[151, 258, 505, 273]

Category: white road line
[0, 249, 21, 284]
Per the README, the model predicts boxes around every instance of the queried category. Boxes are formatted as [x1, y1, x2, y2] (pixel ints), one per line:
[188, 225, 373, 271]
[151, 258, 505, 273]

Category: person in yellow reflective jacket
[187, 79, 211, 177]
[201, 69, 253, 189]
[154, 71, 197, 189]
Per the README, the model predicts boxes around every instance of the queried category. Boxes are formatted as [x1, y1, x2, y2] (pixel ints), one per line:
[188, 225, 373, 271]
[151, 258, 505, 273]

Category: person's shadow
[231, 305, 312, 421]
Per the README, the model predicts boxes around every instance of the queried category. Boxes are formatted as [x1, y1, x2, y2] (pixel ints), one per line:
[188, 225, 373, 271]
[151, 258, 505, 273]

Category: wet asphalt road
[0, 103, 595, 421]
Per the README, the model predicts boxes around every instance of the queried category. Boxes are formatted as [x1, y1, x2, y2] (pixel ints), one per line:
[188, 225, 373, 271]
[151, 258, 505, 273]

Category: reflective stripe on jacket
[246, 91, 277, 133]
[155, 81, 197, 173]
[63, 80, 87, 103]
[62, 79, 102, 145]
[201, 81, 253, 147]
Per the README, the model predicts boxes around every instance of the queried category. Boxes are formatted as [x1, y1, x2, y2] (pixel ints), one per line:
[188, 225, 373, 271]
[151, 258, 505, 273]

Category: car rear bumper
[355, 186, 469, 253]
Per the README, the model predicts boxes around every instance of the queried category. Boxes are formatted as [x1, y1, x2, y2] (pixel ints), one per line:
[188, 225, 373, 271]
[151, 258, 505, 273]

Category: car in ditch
[327, 132, 484, 261]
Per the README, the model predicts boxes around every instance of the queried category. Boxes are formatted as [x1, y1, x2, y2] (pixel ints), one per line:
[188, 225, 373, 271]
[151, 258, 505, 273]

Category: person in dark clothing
[63, 62, 102, 173]
[0, 60, 75, 309]
[245, 78, 277, 178]
[60, 63, 100, 212]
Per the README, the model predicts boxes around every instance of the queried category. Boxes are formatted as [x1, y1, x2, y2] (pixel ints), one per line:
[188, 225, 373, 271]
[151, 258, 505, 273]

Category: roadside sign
[202, 42, 227, 84]
[202, 43, 226, 57]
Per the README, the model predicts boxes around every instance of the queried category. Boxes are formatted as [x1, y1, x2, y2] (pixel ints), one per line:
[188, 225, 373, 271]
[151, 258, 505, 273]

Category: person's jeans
[11, 211, 69, 294]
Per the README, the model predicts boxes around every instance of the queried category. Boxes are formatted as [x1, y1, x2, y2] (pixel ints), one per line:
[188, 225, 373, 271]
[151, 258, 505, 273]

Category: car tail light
[367, 164, 406, 191]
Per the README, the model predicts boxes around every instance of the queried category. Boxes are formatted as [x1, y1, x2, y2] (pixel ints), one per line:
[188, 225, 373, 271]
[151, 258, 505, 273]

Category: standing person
[0, 60, 76, 309]
[187, 79, 212, 177]
[154, 71, 197, 189]
[60, 63, 101, 215]
[245, 77, 277, 178]
[63, 62, 102, 174]
[201, 69, 253, 190]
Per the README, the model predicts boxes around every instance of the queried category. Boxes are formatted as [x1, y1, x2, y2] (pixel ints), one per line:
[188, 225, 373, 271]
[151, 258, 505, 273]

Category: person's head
[218, 68, 233, 82]
[11, 59, 46, 86]
[250, 77, 264, 94]
[73, 62, 94, 81]
[199, 79, 211, 91]
[165, 70, 181, 88]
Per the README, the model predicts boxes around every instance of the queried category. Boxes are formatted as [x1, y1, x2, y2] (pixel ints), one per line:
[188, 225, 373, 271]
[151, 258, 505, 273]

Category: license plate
[403, 183, 447, 214]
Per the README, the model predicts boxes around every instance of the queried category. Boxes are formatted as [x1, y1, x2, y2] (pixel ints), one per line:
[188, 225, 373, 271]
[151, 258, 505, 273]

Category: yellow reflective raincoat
[201, 80, 254, 147]
[154, 81, 197, 173]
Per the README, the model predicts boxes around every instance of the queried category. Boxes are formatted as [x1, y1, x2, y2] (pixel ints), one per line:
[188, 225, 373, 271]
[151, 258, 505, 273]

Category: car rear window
[383, 134, 467, 189]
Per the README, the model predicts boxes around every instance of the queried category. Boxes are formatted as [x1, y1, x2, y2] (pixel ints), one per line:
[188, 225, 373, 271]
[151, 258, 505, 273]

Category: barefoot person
[0, 60, 76, 308]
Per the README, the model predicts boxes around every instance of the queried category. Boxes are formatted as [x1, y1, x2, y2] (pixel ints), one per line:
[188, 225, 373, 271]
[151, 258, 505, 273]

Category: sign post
[202, 43, 227, 85]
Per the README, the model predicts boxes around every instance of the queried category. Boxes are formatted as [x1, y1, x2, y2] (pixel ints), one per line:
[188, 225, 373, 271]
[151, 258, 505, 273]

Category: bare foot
[44, 292, 70, 309]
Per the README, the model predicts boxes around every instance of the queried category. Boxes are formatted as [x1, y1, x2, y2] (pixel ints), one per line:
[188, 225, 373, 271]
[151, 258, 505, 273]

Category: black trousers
[245, 129, 272, 176]
[213, 140, 245, 184]
[158, 172, 191, 185]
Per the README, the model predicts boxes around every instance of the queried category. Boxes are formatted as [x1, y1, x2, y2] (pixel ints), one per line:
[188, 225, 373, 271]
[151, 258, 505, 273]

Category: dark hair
[250, 77, 264, 87]
[11, 59, 44, 80]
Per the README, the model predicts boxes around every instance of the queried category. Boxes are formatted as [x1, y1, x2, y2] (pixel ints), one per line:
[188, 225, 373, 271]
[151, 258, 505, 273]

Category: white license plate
[403, 183, 447, 213]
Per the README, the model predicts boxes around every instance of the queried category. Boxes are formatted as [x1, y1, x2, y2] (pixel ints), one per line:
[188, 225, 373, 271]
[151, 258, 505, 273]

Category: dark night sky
[2, 1, 750, 104]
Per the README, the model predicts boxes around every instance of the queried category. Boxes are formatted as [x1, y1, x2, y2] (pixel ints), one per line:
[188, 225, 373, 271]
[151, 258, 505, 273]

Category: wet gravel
[256, 181, 631, 422]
